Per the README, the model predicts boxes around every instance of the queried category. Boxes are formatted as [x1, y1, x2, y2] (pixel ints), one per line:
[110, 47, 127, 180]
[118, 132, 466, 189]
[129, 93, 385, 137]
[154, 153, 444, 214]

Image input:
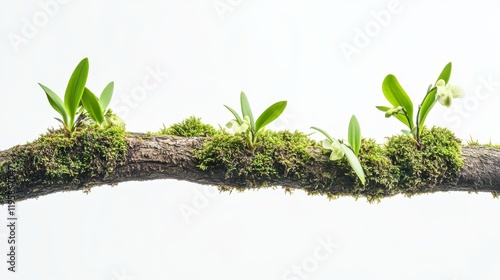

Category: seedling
[376, 62, 464, 143]
[311, 115, 365, 185]
[225, 92, 287, 148]
[39, 58, 120, 132]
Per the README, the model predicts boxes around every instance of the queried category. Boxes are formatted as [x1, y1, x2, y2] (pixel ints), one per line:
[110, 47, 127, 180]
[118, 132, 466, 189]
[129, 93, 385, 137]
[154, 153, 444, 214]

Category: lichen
[0, 124, 128, 200]
[157, 116, 217, 137]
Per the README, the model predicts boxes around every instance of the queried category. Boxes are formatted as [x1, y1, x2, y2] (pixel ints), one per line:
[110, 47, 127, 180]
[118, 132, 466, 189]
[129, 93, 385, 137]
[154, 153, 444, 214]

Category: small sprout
[82, 82, 124, 129]
[311, 115, 365, 185]
[39, 58, 89, 132]
[224, 91, 287, 148]
[39, 58, 122, 133]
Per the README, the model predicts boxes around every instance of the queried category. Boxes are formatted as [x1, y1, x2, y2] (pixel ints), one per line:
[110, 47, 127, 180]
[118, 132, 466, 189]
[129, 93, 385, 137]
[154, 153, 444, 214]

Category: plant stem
[415, 104, 422, 143]
[415, 86, 435, 143]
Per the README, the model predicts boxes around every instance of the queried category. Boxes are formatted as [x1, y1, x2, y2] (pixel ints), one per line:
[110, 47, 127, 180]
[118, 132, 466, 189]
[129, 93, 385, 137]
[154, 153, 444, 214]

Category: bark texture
[1, 134, 500, 204]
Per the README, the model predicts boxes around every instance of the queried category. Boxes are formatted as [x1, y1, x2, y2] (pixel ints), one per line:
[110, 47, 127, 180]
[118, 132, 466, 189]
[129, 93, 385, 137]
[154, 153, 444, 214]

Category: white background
[1, 0, 500, 279]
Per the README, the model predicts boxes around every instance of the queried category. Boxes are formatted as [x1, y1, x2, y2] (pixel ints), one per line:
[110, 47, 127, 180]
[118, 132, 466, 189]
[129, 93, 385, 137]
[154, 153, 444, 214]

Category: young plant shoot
[39, 58, 89, 132]
[311, 115, 366, 185]
[82, 82, 125, 128]
[39, 58, 122, 132]
[376, 62, 464, 143]
[225, 92, 287, 148]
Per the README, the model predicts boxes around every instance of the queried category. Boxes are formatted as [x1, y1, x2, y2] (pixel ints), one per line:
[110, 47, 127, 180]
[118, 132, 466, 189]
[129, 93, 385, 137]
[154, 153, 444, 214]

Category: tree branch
[1, 133, 500, 204]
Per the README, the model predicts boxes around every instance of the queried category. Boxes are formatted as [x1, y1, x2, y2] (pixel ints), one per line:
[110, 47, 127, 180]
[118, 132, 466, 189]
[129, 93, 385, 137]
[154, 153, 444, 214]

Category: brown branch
[1, 134, 500, 204]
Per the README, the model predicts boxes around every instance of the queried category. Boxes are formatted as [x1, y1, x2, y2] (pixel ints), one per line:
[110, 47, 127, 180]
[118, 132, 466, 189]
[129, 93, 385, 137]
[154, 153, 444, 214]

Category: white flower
[322, 139, 344, 160]
[435, 79, 464, 107]
[226, 116, 250, 134]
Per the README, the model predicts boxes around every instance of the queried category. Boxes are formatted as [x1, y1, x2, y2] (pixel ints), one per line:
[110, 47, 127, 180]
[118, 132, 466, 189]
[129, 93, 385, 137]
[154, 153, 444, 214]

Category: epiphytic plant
[311, 115, 366, 184]
[225, 91, 287, 148]
[39, 58, 122, 132]
[376, 62, 464, 143]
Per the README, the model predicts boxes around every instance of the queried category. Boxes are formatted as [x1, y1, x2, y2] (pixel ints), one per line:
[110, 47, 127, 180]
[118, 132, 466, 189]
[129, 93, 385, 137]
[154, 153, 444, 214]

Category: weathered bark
[1, 134, 500, 204]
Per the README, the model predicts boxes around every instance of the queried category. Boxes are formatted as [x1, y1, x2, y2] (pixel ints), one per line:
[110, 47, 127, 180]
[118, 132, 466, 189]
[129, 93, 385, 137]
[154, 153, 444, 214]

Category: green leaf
[417, 87, 437, 134]
[382, 74, 414, 129]
[64, 58, 89, 125]
[82, 88, 104, 124]
[255, 101, 287, 133]
[376, 106, 390, 112]
[376, 105, 410, 127]
[99, 81, 114, 111]
[339, 144, 366, 185]
[240, 92, 255, 129]
[437, 62, 452, 84]
[39, 83, 68, 126]
[416, 63, 451, 135]
[310, 126, 334, 142]
[401, 129, 412, 136]
[224, 105, 243, 125]
[348, 115, 361, 156]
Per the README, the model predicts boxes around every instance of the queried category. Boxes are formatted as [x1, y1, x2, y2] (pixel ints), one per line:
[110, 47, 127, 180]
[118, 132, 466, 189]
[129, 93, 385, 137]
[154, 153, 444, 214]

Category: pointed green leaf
[382, 74, 414, 129]
[82, 88, 104, 124]
[339, 144, 366, 185]
[417, 87, 437, 134]
[240, 92, 255, 129]
[99, 81, 114, 111]
[310, 126, 334, 142]
[39, 83, 68, 125]
[348, 115, 361, 156]
[376, 106, 390, 112]
[437, 62, 452, 84]
[64, 58, 89, 124]
[417, 62, 451, 135]
[255, 101, 287, 133]
[224, 105, 243, 125]
[393, 114, 410, 127]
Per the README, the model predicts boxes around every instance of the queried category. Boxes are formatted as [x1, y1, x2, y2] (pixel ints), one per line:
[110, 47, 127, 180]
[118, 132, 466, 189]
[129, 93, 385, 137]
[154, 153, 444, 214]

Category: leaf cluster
[39, 58, 117, 133]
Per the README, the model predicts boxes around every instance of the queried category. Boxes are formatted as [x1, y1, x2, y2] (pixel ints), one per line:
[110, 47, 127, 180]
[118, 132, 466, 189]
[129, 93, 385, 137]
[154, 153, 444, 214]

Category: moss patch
[196, 129, 318, 190]
[158, 116, 216, 137]
[195, 125, 464, 202]
[0, 113, 465, 203]
[383, 127, 463, 196]
[466, 136, 500, 150]
[0, 125, 128, 199]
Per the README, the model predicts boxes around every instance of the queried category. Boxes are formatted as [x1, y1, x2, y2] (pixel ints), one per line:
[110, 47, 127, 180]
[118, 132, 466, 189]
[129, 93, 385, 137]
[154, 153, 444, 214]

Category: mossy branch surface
[1, 117, 500, 205]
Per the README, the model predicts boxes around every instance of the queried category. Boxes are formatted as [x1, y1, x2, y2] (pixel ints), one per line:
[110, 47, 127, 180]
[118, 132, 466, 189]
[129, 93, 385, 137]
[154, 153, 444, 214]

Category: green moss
[383, 127, 463, 197]
[195, 126, 464, 202]
[0, 117, 466, 202]
[466, 136, 500, 149]
[0, 124, 128, 198]
[351, 138, 400, 201]
[157, 116, 216, 137]
[196, 129, 317, 191]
